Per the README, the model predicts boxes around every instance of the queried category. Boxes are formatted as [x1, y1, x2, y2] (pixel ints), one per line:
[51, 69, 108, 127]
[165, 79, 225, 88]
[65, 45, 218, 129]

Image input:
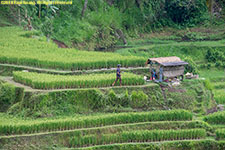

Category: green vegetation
[0, 0, 210, 49]
[0, 27, 145, 70]
[0, 1, 225, 149]
[204, 111, 225, 125]
[70, 129, 206, 147]
[0, 109, 192, 135]
[72, 140, 225, 150]
[0, 82, 24, 112]
[216, 129, 225, 140]
[214, 90, 225, 105]
[199, 69, 225, 105]
[13, 71, 144, 89]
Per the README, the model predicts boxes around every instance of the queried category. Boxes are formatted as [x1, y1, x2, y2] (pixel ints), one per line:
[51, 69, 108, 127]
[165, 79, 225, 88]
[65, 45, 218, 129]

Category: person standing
[112, 64, 122, 86]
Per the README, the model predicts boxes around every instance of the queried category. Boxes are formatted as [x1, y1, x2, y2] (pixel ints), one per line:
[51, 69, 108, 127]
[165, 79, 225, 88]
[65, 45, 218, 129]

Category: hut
[146, 56, 188, 81]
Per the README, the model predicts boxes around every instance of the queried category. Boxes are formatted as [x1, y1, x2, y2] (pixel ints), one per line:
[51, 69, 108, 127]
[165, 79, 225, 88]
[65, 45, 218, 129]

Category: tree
[81, 0, 88, 19]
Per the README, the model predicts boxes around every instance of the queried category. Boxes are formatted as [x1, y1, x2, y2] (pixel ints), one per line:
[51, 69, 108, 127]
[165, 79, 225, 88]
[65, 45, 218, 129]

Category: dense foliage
[0, 0, 210, 49]
[216, 129, 225, 140]
[165, 0, 207, 25]
[205, 49, 225, 68]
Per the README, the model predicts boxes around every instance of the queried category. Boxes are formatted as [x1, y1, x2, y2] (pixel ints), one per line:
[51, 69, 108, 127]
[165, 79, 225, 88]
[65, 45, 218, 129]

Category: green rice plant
[0, 27, 146, 70]
[213, 83, 225, 89]
[13, 71, 145, 89]
[203, 111, 225, 125]
[0, 110, 192, 136]
[68, 139, 225, 150]
[70, 129, 206, 147]
[216, 129, 225, 140]
[73, 120, 212, 138]
[214, 89, 225, 104]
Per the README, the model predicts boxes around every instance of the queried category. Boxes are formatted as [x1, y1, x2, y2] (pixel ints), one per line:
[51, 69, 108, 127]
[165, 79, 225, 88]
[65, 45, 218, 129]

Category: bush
[204, 79, 214, 91]
[184, 57, 199, 74]
[205, 49, 225, 68]
[216, 129, 225, 140]
[131, 90, 148, 108]
[0, 83, 23, 112]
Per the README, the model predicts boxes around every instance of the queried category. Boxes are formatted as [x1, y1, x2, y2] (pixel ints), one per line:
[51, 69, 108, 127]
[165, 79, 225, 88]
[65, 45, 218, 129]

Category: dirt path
[0, 76, 157, 93]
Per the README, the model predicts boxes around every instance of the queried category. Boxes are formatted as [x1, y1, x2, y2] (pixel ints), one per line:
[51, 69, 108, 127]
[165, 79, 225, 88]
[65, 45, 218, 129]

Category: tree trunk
[210, 0, 214, 15]
[116, 29, 127, 45]
[81, 0, 88, 19]
[18, 5, 21, 25]
[39, 4, 41, 18]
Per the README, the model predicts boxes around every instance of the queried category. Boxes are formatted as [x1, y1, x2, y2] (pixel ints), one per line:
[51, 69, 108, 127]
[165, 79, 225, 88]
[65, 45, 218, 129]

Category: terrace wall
[0, 79, 214, 118]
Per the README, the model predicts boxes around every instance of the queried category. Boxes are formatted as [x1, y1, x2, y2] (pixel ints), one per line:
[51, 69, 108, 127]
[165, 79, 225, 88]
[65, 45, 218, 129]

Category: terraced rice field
[0, 27, 146, 70]
[0, 109, 214, 149]
[13, 71, 144, 89]
[0, 110, 192, 136]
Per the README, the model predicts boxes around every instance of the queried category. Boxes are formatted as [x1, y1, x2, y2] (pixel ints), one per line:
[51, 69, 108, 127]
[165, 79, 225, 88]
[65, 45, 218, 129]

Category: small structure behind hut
[146, 56, 188, 81]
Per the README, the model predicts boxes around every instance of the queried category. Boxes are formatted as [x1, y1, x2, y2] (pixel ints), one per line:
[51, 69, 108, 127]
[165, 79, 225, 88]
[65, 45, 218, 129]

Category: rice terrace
[0, 0, 225, 150]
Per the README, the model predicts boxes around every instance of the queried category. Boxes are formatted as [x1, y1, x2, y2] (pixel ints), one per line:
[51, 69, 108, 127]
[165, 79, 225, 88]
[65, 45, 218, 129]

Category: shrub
[203, 111, 225, 124]
[216, 129, 225, 140]
[131, 90, 148, 108]
[204, 79, 214, 91]
[184, 57, 199, 74]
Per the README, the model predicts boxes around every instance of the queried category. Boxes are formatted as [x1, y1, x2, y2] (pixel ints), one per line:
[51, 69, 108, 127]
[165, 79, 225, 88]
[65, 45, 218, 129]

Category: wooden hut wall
[163, 66, 185, 78]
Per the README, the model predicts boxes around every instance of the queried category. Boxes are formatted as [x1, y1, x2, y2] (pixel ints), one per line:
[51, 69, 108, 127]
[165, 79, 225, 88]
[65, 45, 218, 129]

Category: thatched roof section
[161, 61, 188, 67]
[149, 56, 181, 64]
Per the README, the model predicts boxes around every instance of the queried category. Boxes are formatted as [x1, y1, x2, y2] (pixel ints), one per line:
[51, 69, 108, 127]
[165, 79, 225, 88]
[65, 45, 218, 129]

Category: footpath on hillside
[0, 76, 157, 92]
[0, 63, 149, 75]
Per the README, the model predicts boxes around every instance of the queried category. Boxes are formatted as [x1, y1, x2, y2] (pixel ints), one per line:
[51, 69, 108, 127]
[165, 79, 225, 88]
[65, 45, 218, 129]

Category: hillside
[0, 0, 225, 149]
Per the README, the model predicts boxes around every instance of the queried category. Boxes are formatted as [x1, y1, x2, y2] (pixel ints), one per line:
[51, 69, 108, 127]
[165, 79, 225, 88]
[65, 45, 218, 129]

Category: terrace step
[0, 120, 204, 140]
[0, 63, 149, 75]
[67, 139, 208, 149]
[0, 121, 211, 140]
[0, 76, 157, 92]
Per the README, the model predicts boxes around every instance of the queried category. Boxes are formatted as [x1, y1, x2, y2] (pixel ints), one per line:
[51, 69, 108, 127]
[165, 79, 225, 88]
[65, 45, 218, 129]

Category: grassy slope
[199, 69, 225, 105]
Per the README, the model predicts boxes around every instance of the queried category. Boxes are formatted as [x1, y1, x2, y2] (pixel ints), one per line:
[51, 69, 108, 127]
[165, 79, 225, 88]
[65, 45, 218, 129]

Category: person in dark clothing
[112, 64, 122, 86]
